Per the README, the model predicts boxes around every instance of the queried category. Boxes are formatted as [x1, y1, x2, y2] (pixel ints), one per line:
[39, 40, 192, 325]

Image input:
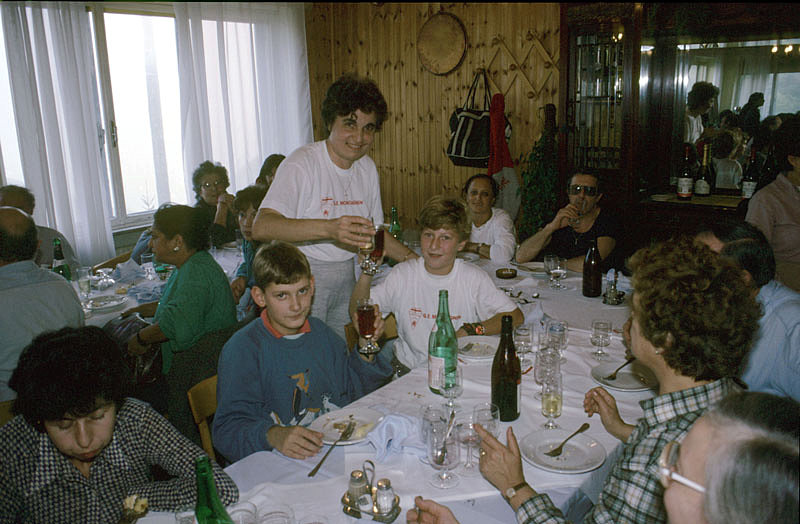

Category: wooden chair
[187, 375, 218, 462]
[92, 249, 132, 274]
[0, 399, 14, 427]
[345, 312, 398, 350]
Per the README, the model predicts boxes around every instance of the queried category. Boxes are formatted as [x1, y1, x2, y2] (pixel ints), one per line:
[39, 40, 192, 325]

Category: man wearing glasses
[516, 171, 618, 272]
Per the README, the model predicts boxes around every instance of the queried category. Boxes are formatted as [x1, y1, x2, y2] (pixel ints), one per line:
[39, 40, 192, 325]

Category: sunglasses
[658, 441, 706, 494]
[568, 185, 598, 196]
[201, 180, 226, 189]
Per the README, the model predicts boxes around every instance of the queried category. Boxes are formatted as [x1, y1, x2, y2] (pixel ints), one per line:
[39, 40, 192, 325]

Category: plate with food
[309, 407, 384, 445]
[458, 335, 499, 360]
[86, 295, 128, 312]
[520, 429, 606, 474]
[591, 361, 658, 392]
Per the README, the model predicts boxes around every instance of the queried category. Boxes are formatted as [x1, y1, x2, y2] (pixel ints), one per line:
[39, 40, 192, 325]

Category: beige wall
[305, 3, 560, 231]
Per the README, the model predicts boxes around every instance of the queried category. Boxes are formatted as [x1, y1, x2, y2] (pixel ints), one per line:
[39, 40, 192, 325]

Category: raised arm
[516, 204, 580, 263]
[252, 208, 375, 250]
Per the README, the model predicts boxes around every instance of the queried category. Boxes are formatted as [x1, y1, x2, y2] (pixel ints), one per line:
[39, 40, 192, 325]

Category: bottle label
[742, 181, 757, 199]
[677, 178, 693, 197]
[695, 179, 710, 195]
[428, 355, 445, 391]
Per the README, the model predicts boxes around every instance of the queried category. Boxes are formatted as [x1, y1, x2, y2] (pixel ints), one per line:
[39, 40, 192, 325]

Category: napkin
[365, 413, 426, 461]
[127, 280, 166, 303]
[114, 259, 144, 283]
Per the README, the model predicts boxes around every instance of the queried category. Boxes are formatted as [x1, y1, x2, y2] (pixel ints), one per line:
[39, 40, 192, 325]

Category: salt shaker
[348, 469, 369, 502]
[375, 478, 395, 514]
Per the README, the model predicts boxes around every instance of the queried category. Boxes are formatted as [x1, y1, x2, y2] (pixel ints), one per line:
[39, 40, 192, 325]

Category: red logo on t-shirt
[320, 197, 333, 217]
[409, 307, 422, 328]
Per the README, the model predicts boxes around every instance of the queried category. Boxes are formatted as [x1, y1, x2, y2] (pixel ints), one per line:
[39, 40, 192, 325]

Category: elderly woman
[126, 204, 236, 375]
[460, 174, 516, 263]
[0, 326, 238, 523]
[192, 160, 238, 247]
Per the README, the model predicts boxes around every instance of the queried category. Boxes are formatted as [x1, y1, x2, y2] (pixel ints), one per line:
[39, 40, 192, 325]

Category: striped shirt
[516, 378, 739, 524]
[0, 398, 238, 523]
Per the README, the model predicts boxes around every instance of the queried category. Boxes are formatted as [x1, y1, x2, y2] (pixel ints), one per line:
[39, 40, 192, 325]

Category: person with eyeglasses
[515, 171, 618, 272]
[408, 236, 760, 524]
[191, 160, 239, 248]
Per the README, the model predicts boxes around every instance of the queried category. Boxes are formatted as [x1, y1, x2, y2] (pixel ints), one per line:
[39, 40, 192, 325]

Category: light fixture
[617, 32, 624, 41]
[785, 45, 793, 54]
[771, 45, 778, 53]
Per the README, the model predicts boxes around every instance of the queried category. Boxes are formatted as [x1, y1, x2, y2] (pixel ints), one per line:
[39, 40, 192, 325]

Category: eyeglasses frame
[658, 440, 706, 494]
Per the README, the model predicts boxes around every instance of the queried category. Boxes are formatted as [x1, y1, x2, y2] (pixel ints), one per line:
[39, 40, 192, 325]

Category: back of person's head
[628, 236, 760, 381]
[0, 206, 38, 263]
[695, 219, 776, 287]
[773, 114, 800, 172]
[0, 185, 35, 214]
[702, 392, 800, 524]
[152, 203, 209, 251]
[461, 174, 499, 199]
[747, 92, 765, 105]
[710, 130, 737, 160]
[255, 154, 285, 188]
[9, 326, 131, 432]
[252, 241, 311, 290]
[687, 82, 720, 110]
[233, 185, 267, 213]
[321, 74, 388, 135]
[191, 160, 229, 199]
[418, 196, 471, 241]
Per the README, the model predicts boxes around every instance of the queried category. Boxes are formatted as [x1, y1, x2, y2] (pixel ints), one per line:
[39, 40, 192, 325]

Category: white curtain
[173, 2, 312, 196]
[1, 1, 115, 264]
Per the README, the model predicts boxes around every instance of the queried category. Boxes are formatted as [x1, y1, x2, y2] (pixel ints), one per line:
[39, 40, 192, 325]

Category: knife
[308, 420, 356, 477]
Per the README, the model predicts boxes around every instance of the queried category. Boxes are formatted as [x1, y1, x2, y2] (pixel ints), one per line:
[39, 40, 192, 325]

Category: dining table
[131, 252, 650, 524]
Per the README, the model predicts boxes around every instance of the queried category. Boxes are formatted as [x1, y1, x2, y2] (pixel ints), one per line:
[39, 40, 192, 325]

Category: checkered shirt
[0, 398, 238, 523]
[515, 378, 740, 524]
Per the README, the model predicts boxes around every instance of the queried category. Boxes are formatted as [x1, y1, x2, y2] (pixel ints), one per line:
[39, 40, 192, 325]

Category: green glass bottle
[52, 238, 71, 281]
[428, 290, 458, 395]
[194, 456, 233, 524]
[388, 206, 402, 241]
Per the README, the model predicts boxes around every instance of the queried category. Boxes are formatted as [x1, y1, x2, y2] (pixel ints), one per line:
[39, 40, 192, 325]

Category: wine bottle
[741, 148, 759, 199]
[694, 144, 712, 197]
[676, 144, 694, 201]
[194, 456, 234, 524]
[491, 315, 520, 422]
[428, 290, 458, 395]
[52, 238, 71, 281]
[582, 236, 602, 297]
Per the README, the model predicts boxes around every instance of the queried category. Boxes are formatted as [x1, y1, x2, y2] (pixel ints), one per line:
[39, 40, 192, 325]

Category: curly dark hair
[255, 154, 286, 187]
[191, 161, 229, 200]
[321, 74, 388, 135]
[687, 81, 720, 111]
[418, 196, 471, 242]
[153, 203, 209, 251]
[628, 236, 760, 381]
[233, 185, 267, 214]
[9, 326, 130, 432]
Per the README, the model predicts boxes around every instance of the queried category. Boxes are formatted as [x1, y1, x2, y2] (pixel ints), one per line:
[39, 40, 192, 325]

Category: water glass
[76, 266, 92, 300]
[473, 402, 500, 438]
[546, 319, 569, 362]
[534, 346, 560, 400]
[427, 422, 460, 489]
[257, 503, 295, 524]
[418, 404, 447, 464]
[514, 324, 533, 369]
[544, 254, 558, 288]
[228, 501, 258, 524]
[541, 373, 563, 429]
[440, 365, 463, 414]
[591, 319, 612, 360]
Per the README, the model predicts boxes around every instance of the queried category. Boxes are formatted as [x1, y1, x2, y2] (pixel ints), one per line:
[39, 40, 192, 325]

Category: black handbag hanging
[447, 70, 493, 167]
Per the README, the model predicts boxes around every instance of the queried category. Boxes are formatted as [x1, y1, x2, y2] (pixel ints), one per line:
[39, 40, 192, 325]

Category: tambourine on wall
[416, 11, 467, 75]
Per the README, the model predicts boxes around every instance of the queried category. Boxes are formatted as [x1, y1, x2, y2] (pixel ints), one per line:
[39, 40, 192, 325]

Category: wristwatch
[461, 322, 486, 336]
[504, 481, 530, 501]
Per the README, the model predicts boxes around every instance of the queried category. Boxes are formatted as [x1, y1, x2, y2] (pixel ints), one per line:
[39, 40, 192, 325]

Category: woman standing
[461, 174, 516, 263]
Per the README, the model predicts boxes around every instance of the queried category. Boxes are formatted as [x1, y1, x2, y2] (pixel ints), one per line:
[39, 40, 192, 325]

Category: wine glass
[544, 254, 558, 288]
[550, 257, 568, 290]
[95, 268, 116, 291]
[439, 365, 463, 414]
[473, 402, 499, 438]
[356, 297, 380, 355]
[457, 415, 480, 477]
[541, 373, 563, 429]
[75, 266, 92, 301]
[534, 346, 560, 400]
[546, 319, 569, 363]
[590, 319, 612, 360]
[358, 222, 383, 276]
[418, 404, 447, 465]
[514, 324, 533, 370]
[427, 422, 460, 489]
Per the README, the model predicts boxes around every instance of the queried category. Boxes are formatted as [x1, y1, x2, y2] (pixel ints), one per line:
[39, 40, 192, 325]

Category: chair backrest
[0, 399, 14, 427]
[345, 312, 398, 350]
[187, 375, 218, 461]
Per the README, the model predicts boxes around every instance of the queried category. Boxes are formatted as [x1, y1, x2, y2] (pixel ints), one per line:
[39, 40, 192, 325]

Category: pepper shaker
[375, 478, 395, 514]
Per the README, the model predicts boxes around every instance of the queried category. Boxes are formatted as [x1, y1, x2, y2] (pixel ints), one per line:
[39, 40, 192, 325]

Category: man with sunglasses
[516, 171, 618, 272]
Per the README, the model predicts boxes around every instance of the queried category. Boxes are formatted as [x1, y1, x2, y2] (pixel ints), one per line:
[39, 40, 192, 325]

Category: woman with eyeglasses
[408, 237, 761, 524]
[192, 160, 239, 248]
[515, 171, 618, 272]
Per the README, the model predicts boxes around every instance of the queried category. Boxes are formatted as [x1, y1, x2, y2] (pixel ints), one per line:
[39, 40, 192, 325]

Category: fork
[544, 422, 590, 457]
[308, 420, 356, 477]
[603, 357, 636, 381]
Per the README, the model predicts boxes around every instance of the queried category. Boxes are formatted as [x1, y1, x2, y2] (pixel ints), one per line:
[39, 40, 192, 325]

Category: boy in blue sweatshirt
[213, 242, 391, 463]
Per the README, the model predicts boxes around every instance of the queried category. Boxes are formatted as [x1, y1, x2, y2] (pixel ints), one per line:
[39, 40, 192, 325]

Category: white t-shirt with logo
[260, 140, 384, 262]
[370, 257, 517, 369]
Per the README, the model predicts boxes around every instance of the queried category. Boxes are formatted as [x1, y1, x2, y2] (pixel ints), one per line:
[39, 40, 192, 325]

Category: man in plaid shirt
[408, 236, 760, 524]
[0, 326, 238, 523]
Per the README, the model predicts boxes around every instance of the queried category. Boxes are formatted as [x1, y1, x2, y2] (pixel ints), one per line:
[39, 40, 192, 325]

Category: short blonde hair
[418, 196, 471, 241]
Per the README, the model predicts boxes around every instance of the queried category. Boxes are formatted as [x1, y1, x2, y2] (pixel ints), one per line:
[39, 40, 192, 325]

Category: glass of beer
[359, 222, 385, 276]
[356, 297, 380, 355]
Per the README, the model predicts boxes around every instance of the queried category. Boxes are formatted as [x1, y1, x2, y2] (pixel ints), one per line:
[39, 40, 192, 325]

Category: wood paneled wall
[305, 3, 560, 230]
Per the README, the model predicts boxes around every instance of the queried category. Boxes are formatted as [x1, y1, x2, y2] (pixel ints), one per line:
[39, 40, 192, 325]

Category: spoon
[603, 357, 636, 381]
[433, 409, 457, 465]
[544, 422, 590, 457]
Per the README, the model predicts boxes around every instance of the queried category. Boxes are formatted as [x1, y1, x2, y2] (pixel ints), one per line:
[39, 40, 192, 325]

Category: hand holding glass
[359, 223, 384, 276]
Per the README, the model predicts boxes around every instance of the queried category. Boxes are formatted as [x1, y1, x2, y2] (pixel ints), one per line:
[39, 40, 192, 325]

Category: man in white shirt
[253, 75, 415, 340]
[350, 196, 523, 370]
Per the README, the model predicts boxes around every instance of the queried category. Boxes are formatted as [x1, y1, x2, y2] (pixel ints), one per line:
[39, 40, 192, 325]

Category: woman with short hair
[191, 160, 238, 247]
[461, 174, 516, 263]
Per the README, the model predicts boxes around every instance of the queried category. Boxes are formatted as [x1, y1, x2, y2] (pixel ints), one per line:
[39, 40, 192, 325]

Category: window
[0, 23, 24, 187]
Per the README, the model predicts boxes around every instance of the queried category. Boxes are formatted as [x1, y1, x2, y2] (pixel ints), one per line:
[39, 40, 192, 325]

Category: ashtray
[496, 268, 517, 279]
[603, 290, 626, 305]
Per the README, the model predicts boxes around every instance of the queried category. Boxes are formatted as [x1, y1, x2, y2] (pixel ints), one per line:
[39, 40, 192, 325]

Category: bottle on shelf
[676, 144, 694, 201]
[491, 315, 520, 422]
[694, 143, 712, 197]
[427, 290, 458, 395]
[388, 206, 402, 241]
[741, 147, 760, 199]
[582, 236, 602, 297]
[51, 238, 71, 281]
[194, 456, 233, 524]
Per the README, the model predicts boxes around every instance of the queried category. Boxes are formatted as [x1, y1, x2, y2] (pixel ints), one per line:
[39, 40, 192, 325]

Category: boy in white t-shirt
[349, 196, 523, 370]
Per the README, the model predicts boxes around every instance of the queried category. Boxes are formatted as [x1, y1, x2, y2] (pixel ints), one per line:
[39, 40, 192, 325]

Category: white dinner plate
[520, 429, 606, 474]
[86, 295, 128, 312]
[458, 335, 499, 360]
[591, 361, 658, 392]
[309, 407, 384, 445]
